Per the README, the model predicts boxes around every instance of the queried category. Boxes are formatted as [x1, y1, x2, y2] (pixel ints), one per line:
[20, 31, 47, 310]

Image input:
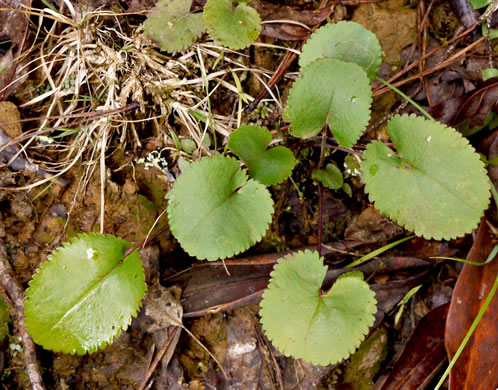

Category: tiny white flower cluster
[344, 162, 361, 177]
[137, 149, 176, 182]
[137, 149, 169, 172]
[34, 135, 54, 144]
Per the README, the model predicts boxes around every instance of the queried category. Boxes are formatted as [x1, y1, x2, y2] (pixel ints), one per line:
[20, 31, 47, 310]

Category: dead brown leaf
[0, 0, 30, 99]
[429, 81, 498, 129]
[345, 207, 404, 244]
[445, 219, 498, 390]
[375, 304, 449, 390]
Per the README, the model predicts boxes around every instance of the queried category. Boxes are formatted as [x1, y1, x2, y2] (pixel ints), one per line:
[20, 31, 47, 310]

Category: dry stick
[373, 35, 486, 97]
[372, 18, 488, 97]
[317, 131, 327, 257]
[139, 327, 180, 390]
[0, 102, 140, 127]
[375, 0, 498, 96]
[0, 0, 32, 101]
[317, 184, 324, 257]
[418, 0, 432, 107]
[123, 224, 170, 258]
[0, 241, 45, 390]
[254, 322, 284, 390]
[0, 102, 140, 155]
[244, 0, 334, 115]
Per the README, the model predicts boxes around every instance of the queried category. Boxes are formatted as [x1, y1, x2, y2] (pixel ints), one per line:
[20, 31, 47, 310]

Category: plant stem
[375, 76, 434, 121]
[345, 235, 415, 268]
[124, 224, 170, 258]
[317, 183, 323, 257]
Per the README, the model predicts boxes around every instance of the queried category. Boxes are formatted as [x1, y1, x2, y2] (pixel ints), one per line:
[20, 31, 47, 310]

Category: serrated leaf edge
[203, 0, 261, 50]
[285, 58, 372, 146]
[299, 21, 382, 80]
[144, 0, 205, 52]
[260, 250, 377, 365]
[167, 156, 274, 260]
[362, 114, 491, 240]
[25, 233, 146, 355]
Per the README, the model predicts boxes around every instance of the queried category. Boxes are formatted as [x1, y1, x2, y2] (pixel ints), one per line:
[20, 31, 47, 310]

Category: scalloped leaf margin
[144, 0, 205, 52]
[284, 58, 372, 148]
[203, 0, 261, 50]
[361, 114, 490, 240]
[299, 21, 382, 81]
[260, 250, 377, 365]
[25, 233, 146, 355]
[167, 155, 274, 260]
[228, 125, 296, 186]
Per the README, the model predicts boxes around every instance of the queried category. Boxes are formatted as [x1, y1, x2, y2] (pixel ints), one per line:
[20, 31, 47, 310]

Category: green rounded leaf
[203, 0, 261, 50]
[260, 250, 377, 365]
[25, 233, 146, 354]
[312, 163, 344, 190]
[167, 156, 273, 260]
[362, 114, 490, 240]
[228, 125, 296, 186]
[300, 21, 382, 81]
[144, 0, 205, 52]
[284, 58, 372, 148]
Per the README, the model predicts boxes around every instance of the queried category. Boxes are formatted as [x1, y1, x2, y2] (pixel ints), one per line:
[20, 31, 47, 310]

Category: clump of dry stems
[1, 1, 283, 229]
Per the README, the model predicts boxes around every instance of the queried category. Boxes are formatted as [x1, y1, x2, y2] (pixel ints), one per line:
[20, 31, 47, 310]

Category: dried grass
[1, 1, 285, 230]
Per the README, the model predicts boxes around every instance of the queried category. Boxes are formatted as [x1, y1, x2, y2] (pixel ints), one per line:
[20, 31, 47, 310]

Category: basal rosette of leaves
[260, 250, 377, 365]
[299, 21, 382, 81]
[24, 234, 146, 354]
[284, 58, 372, 148]
[203, 0, 261, 50]
[362, 114, 490, 240]
[228, 125, 296, 186]
[144, 0, 205, 52]
[167, 155, 274, 260]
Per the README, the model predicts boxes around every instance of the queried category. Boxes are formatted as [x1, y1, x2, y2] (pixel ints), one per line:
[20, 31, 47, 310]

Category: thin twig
[245, 0, 334, 115]
[124, 224, 170, 258]
[0, 241, 45, 390]
[139, 327, 180, 390]
[317, 184, 323, 257]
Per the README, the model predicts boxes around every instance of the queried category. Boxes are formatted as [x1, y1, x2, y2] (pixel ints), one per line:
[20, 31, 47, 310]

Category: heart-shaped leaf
[284, 58, 372, 148]
[228, 125, 296, 186]
[312, 163, 344, 190]
[25, 233, 146, 354]
[167, 156, 274, 260]
[260, 250, 377, 365]
[362, 114, 490, 240]
[299, 21, 382, 81]
[203, 0, 261, 50]
[144, 0, 205, 52]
